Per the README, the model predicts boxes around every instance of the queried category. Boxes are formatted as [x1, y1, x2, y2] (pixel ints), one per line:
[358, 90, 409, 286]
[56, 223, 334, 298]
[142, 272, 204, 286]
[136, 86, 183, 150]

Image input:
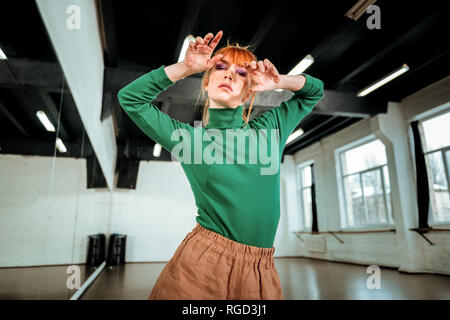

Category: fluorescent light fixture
[288, 54, 314, 76]
[345, 0, 377, 21]
[36, 110, 55, 132]
[153, 143, 162, 157]
[357, 64, 409, 97]
[178, 34, 196, 63]
[286, 128, 304, 145]
[56, 138, 67, 153]
[275, 54, 314, 92]
[0, 47, 6, 60]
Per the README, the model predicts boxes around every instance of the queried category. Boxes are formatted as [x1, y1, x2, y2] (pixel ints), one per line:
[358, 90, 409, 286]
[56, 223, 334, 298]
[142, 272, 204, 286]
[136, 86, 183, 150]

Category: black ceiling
[1, 0, 449, 164]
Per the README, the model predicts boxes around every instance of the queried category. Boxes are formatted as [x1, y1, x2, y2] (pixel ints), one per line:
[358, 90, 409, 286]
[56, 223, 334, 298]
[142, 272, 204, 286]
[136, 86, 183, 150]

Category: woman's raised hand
[183, 31, 224, 74]
[244, 59, 281, 92]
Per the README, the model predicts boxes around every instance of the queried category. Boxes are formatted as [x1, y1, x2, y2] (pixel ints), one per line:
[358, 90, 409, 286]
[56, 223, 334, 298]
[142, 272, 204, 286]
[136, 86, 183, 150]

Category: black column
[411, 120, 430, 229]
[311, 164, 319, 232]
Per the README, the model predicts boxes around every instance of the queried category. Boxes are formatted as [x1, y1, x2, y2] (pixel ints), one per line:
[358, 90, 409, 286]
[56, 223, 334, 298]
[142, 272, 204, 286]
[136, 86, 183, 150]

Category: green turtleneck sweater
[118, 65, 324, 248]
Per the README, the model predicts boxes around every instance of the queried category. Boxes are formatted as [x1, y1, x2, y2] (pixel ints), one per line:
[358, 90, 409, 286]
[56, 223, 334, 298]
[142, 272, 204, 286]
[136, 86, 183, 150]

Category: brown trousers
[148, 223, 283, 300]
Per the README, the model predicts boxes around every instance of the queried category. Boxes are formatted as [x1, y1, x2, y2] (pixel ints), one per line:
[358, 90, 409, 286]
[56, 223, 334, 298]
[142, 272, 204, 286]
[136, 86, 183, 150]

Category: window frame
[335, 135, 395, 231]
[417, 107, 450, 226]
[296, 160, 314, 231]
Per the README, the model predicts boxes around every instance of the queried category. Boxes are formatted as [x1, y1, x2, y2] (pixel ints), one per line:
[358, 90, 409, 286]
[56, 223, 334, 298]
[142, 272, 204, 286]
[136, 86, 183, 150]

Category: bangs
[216, 46, 255, 67]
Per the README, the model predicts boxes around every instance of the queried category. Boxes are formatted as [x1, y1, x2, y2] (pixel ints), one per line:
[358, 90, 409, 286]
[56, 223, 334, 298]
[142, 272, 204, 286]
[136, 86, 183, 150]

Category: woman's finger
[203, 33, 213, 45]
[207, 53, 223, 68]
[208, 30, 223, 50]
[258, 61, 265, 73]
[264, 59, 272, 71]
[195, 36, 204, 45]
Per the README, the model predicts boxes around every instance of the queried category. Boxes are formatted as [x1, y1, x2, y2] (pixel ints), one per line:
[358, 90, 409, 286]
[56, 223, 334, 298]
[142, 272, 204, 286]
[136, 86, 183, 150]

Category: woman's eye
[238, 72, 247, 77]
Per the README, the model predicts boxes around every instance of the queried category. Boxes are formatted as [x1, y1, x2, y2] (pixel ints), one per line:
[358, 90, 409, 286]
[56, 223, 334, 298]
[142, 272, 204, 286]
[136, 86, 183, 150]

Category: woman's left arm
[250, 70, 324, 147]
[275, 73, 324, 144]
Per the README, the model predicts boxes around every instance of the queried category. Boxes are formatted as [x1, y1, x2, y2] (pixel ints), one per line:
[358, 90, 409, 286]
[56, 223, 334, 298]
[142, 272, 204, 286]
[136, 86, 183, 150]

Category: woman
[118, 30, 324, 300]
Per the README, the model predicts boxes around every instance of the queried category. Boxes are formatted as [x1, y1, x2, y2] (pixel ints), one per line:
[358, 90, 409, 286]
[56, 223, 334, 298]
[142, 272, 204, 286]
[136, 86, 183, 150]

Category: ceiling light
[36, 110, 55, 132]
[178, 34, 196, 63]
[276, 54, 314, 92]
[357, 64, 409, 97]
[286, 128, 304, 145]
[56, 138, 67, 153]
[153, 143, 162, 158]
[345, 0, 378, 21]
[0, 47, 6, 60]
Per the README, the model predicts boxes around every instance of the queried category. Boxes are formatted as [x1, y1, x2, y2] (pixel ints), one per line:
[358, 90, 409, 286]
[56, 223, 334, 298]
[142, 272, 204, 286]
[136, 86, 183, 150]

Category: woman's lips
[219, 85, 232, 91]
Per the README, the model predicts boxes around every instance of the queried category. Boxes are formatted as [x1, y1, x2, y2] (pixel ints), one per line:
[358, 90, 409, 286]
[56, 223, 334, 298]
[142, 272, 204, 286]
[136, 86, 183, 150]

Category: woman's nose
[224, 69, 233, 80]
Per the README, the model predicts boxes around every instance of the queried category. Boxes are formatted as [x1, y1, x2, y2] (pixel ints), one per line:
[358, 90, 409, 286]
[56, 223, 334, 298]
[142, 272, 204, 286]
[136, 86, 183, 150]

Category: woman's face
[205, 57, 252, 108]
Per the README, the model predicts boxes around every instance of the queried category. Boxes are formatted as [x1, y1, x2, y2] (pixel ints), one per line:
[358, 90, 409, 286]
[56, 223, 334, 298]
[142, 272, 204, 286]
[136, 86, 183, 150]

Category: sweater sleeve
[250, 73, 324, 147]
[117, 65, 194, 154]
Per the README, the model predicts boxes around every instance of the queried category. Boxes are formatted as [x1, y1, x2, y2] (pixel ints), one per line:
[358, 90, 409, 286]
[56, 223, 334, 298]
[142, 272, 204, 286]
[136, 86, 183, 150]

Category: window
[420, 111, 450, 224]
[337, 138, 394, 228]
[297, 162, 313, 230]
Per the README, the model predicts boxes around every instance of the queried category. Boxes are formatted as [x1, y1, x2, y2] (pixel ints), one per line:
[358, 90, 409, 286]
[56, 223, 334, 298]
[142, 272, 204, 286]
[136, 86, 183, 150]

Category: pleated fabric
[148, 223, 283, 300]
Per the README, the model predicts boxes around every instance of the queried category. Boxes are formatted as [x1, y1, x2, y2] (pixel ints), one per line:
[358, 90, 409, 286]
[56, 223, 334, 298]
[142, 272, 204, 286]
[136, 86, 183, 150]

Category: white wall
[0, 155, 110, 267]
[0, 156, 199, 267]
[284, 75, 450, 275]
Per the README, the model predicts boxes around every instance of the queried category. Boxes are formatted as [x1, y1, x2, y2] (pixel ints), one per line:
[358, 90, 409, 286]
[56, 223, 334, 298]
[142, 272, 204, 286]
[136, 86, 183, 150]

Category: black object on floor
[106, 233, 127, 266]
[86, 233, 106, 267]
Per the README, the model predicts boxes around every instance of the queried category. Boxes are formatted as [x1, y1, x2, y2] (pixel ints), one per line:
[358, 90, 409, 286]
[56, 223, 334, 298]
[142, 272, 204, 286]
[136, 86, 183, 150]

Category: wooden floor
[1, 257, 449, 300]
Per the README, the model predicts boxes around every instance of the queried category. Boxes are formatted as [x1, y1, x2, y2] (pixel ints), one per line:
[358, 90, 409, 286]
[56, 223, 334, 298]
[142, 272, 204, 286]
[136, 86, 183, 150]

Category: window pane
[343, 174, 365, 227]
[362, 169, 388, 224]
[302, 187, 312, 229]
[427, 152, 448, 190]
[383, 166, 394, 222]
[427, 151, 450, 223]
[341, 140, 387, 175]
[302, 166, 312, 187]
[422, 111, 450, 152]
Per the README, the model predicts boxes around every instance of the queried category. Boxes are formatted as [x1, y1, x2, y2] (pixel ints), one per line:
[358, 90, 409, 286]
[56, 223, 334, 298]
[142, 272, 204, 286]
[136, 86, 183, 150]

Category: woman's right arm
[117, 63, 195, 154]
[117, 31, 224, 154]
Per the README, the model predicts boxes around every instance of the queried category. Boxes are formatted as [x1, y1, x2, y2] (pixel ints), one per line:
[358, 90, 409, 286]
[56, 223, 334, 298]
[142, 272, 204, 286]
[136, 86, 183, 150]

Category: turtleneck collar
[205, 104, 245, 129]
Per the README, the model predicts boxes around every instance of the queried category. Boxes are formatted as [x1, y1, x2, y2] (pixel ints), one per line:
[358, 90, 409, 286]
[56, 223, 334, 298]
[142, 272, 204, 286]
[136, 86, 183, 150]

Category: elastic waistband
[188, 223, 275, 267]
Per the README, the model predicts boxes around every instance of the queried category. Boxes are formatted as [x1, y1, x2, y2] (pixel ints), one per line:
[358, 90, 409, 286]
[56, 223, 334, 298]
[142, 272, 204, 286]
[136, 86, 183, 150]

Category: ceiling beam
[0, 100, 30, 138]
[285, 117, 358, 154]
[0, 137, 93, 158]
[286, 116, 337, 148]
[332, 9, 442, 89]
[249, 0, 289, 51]
[99, 0, 119, 67]
[171, 0, 205, 64]
[0, 58, 63, 92]
[105, 66, 387, 118]
[306, 18, 367, 75]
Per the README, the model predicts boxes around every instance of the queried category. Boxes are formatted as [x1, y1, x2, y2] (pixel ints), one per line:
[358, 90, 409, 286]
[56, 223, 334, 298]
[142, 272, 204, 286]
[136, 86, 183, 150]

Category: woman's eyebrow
[218, 59, 245, 68]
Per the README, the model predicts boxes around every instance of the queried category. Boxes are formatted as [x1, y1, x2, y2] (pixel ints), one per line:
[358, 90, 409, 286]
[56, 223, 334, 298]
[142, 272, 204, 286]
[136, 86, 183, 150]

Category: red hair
[196, 40, 258, 127]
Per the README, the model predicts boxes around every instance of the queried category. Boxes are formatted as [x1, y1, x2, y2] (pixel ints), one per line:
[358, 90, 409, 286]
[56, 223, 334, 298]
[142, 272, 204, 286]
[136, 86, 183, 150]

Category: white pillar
[36, 0, 116, 189]
[371, 102, 426, 272]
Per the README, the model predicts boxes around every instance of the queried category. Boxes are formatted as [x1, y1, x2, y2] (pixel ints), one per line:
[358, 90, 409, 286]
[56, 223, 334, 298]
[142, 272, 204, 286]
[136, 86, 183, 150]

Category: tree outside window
[421, 111, 450, 224]
[339, 139, 394, 228]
